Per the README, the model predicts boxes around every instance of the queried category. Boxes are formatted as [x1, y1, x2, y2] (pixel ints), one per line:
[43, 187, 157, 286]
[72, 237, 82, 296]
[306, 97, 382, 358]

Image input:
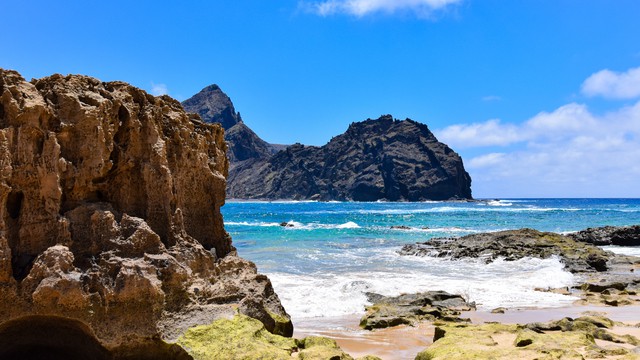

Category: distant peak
[203, 84, 221, 92]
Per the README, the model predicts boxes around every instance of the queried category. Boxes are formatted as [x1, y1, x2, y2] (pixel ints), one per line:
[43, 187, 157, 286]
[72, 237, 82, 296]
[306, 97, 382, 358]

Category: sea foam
[267, 254, 577, 320]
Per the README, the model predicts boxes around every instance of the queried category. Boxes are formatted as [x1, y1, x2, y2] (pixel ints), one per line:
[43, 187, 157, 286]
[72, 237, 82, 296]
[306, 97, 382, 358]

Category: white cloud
[302, 0, 461, 17]
[150, 82, 169, 96]
[581, 66, 640, 99]
[482, 95, 501, 102]
[437, 101, 640, 197]
[437, 119, 521, 147]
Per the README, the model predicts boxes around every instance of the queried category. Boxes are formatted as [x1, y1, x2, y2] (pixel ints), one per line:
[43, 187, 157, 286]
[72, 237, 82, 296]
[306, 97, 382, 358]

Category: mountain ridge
[182, 86, 472, 201]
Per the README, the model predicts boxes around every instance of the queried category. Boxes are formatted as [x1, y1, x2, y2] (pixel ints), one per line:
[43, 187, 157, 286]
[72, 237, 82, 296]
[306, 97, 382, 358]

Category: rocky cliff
[183, 86, 472, 202]
[229, 115, 472, 201]
[0, 69, 291, 359]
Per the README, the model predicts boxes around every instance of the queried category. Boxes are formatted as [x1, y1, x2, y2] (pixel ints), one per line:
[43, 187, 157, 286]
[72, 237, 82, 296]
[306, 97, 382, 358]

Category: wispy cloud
[301, 0, 462, 17]
[150, 82, 169, 96]
[581, 66, 640, 99]
[482, 95, 502, 102]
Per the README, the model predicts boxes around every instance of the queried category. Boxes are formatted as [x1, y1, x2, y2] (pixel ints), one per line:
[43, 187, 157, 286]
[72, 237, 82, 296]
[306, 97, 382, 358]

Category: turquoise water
[223, 199, 640, 320]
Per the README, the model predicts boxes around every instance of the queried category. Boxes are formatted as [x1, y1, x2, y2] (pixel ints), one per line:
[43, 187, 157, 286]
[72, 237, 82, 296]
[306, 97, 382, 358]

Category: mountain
[182, 86, 472, 201]
[182, 85, 282, 163]
[228, 115, 472, 201]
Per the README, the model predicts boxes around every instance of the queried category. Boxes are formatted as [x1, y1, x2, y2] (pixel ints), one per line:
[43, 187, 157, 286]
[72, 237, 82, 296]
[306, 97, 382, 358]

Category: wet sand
[294, 315, 434, 360]
[293, 305, 640, 360]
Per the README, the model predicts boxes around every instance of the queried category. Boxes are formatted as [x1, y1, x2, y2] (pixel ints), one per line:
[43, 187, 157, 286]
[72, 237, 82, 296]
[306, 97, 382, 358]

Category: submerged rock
[569, 224, 640, 246]
[399, 228, 612, 273]
[0, 69, 291, 358]
[360, 291, 474, 330]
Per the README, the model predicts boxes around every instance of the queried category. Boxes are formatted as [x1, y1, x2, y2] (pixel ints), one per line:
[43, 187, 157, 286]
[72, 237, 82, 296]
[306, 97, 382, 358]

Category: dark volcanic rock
[569, 225, 640, 246]
[182, 84, 241, 130]
[182, 85, 282, 163]
[399, 229, 612, 273]
[228, 115, 472, 201]
[182, 85, 472, 201]
[360, 291, 474, 330]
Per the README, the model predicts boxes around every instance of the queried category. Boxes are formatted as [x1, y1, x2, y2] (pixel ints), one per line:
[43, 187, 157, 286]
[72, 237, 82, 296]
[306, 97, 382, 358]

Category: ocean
[222, 199, 640, 322]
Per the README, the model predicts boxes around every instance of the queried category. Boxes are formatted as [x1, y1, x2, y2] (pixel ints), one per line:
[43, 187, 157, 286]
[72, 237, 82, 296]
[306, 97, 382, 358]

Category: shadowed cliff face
[0, 69, 292, 356]
[228, 116, 473, 201]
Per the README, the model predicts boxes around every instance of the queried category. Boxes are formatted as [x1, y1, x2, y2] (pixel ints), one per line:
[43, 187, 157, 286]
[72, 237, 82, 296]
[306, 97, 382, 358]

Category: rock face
[0, 69, 291, 359]
[399, 229, 611, 273]
[569, 224, 640, 246]
[228, 115, 472, 201]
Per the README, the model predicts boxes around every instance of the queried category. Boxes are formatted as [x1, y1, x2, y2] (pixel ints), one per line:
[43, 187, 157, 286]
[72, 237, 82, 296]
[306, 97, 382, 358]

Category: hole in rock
[6, 190, 23, 219]
[0, 316, 194, 360]
[0, 102, 5, 120]
[11, 253, 36, 282]
[118, 105, 130, 123]
[0, 316, 111, 360]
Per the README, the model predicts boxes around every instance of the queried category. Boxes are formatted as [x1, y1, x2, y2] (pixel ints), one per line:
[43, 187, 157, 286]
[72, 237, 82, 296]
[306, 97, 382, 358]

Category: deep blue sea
[222, 199, 640, 321]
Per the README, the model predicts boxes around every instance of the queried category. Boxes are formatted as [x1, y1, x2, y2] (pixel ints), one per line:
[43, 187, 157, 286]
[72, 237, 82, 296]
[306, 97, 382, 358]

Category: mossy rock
[295, 336, 358, 360]
[177, 314, 297, 360]
[416, 320, 633, 359]
[176, 315, 366, 360]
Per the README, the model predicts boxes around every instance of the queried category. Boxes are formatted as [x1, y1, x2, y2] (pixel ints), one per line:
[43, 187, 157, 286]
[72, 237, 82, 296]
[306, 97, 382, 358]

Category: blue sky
[2, 0, 640, 198]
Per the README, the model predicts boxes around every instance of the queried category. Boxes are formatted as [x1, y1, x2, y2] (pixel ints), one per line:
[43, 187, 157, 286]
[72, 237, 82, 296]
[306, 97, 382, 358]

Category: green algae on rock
[177, 315, 296, 360]
[177, 314, 378, 360]
[417, 316, 640, 360]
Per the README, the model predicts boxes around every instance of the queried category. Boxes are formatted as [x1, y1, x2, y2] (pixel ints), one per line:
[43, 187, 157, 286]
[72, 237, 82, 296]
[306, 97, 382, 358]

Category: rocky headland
[182, 86, 472, 201]
[0, 69, 382, 360]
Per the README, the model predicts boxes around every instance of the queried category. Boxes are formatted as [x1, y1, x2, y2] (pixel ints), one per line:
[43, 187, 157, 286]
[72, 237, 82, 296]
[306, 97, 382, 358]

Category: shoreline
[292, 304, 640, 360]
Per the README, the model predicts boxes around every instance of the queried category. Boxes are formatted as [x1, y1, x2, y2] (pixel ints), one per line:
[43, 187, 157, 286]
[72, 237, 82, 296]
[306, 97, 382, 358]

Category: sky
[2, 0, 640, 198]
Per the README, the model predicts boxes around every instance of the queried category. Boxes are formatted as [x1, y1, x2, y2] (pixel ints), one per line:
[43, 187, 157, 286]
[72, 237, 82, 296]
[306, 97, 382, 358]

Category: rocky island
[183, 85, 472, 201]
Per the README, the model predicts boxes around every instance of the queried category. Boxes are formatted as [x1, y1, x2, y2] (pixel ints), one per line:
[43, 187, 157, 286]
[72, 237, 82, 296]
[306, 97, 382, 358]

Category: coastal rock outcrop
[360, 291, 474, 330]
[569, 224, 640, 246]
[0, 69, 291, 358]
[399, 229, 611, 273]
[228, 115, 472, 201]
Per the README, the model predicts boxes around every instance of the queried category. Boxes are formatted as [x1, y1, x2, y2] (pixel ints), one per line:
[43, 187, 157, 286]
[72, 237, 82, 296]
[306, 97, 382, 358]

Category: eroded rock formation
[0, 69, 291, 359]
